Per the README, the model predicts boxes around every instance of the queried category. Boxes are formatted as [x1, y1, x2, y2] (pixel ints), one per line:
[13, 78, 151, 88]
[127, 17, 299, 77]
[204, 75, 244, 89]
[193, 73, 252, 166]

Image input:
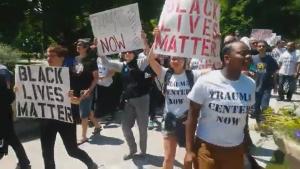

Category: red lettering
[100, 38, 110, 54]
[176, 1, 186, 13]
[213, 2, 219, 19]
[155, 34, 169, 51]
[204, 0, 212, 17]
[177, 14, 182, 32]
[116, 33, 126, 50]
[202, 18, 212, 37]
[190, 0, 200, 14]
[202, 38, 211, 56]
[189, 15, 200, 34]
[168, 35, 177, 52]
[178, 35, 189, 53]
[211, 40, 217, 57]
[191, 37, 202, 55]
[109, 37, 117, 52]
[212, 22, 218, 38]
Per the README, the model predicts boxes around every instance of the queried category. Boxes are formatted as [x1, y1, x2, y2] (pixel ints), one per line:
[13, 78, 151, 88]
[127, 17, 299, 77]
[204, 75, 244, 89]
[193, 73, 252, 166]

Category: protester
[251, 40, 279, 122]
[72, 39, 102, 144]
[0, 65, 31, 169]
[277, 42, 300, 101]
[272, 40, 286, 62]
[94, 49, 116, 120]
[39, 45, 98, 169]
[249, 37, 259, 55]
[185, 41, 256, 169]
[98, 32, 151, 159]
[148, 28, 210, 169]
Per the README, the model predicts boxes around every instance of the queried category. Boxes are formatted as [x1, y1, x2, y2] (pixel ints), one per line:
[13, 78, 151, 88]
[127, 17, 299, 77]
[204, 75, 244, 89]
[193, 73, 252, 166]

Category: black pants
[40, 120, 94, 169]
[149, 85, 164, 120]
[6, 121, 30, 168]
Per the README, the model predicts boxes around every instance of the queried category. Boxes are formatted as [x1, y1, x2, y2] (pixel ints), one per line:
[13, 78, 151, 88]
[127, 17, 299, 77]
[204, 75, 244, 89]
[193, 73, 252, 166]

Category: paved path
[1, 89, 299, 169]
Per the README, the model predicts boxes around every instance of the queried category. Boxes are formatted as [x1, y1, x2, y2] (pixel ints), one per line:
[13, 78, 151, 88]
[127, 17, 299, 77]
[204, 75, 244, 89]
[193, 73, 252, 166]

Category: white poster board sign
[251, 29, 273, 41]
[154, 0, 221, 63]
[90, 3, 144, 56]
[15, 65, 73, 123]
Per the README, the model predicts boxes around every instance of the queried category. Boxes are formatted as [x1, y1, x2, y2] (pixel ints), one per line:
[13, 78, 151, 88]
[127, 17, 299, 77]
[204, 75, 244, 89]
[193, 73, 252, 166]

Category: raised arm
[147, 27, 163, 77]
[98, 55, 123, 72]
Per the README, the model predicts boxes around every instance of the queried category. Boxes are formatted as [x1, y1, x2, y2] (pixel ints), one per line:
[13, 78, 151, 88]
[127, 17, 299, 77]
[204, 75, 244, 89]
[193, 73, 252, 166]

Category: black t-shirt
[70, 54, 98, 97]
[251, 54, 279, 91]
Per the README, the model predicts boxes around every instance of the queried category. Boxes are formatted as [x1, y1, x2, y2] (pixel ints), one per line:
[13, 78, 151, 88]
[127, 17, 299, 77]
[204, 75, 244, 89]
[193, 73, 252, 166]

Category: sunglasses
[121, 51, 133, 55]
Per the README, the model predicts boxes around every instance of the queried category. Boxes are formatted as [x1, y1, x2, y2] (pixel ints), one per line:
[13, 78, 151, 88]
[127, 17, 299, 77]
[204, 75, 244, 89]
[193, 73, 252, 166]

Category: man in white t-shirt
[277, 42, 300, 101]
[184, 41, 256, 169]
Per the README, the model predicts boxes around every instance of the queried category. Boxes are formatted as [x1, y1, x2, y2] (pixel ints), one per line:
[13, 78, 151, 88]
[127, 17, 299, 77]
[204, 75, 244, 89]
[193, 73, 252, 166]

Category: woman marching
[72, 39, 102, 144]
[148, 28, 210, 169]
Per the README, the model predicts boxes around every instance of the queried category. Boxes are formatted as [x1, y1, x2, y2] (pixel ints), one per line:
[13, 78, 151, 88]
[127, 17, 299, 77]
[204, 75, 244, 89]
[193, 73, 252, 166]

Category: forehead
[231, 42, 249, 53]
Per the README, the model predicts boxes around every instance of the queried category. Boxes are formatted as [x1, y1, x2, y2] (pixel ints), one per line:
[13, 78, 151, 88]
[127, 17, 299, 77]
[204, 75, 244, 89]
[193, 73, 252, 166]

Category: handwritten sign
[251, 29, 273, 41]
[154, 0, 221, 62]
[90, 3, 144, 56]
[15, 65, 73, 123]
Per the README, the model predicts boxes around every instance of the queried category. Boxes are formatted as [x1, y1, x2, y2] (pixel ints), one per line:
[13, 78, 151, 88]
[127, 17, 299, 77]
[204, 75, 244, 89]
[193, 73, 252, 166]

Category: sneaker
[123, 149, 137, 160]
[92, 127, 102, 135]
[77, 138, 89, 145]
[88, 162, 98, 169]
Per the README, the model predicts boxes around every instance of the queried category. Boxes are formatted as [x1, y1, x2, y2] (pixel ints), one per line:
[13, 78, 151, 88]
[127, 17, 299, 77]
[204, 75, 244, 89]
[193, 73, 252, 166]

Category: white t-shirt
[158, 67, 204, 117]
[278, 51, 300, 76]
[96, 57, 113, 87]
[187, 70, 255, 147]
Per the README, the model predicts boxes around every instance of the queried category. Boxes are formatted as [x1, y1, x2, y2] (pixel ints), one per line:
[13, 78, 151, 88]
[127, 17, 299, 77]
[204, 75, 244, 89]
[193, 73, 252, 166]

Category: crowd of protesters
[1, 22, 300, 169]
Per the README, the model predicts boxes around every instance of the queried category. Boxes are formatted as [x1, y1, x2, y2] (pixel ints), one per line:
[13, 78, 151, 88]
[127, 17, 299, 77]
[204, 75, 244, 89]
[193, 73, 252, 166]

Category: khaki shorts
[193, 138, 244, 169]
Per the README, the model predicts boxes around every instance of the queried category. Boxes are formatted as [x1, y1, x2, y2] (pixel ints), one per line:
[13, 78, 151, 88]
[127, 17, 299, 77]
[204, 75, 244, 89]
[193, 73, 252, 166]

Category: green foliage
[0, 43, 22, 69]
[262, 106, 300, 143]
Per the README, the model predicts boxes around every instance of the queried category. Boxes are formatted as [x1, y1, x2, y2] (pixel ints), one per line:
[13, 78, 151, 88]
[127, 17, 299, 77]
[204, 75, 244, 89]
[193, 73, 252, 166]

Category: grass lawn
[265, 151, 290, 169]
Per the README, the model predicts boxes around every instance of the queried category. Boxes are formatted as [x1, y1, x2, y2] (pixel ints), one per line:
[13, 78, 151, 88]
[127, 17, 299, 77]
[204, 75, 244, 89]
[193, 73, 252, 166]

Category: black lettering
[56, 68, 63, 84]
[45, 67, 54, 83]
[37, 102, 46, 118]
[29, 103, 38, 117]
[46, 86, 54, 101]
[57, 105, 65, 121]
[47, 104, 55, 119]
[22, 84, 31, 99]
[18, 66, 27, 81]
[54, 87, 64, 102]
[38, 66, 46, 82]
[32, 84, 37, 100]
[27, 66, 36, 82]
[18, 102, 28, 116]
[223, 117, 231, 124]
[66, 107, 73, 123]
[37, 85, 45, 100]
[232, 117, 239, 125]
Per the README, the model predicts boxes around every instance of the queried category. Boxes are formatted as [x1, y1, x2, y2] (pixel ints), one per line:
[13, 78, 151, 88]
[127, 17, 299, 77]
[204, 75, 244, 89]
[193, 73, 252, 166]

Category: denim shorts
[79, 96, 93, 118]
[162, 113, 186, 147]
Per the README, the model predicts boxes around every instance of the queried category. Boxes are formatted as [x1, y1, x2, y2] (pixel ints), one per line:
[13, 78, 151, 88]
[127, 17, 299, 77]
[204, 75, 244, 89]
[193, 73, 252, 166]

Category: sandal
[92, 127, 102, 135]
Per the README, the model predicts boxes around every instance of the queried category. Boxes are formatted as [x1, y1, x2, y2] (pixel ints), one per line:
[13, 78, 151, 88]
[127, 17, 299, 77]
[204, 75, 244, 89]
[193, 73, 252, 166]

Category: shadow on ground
[132, 154, 183, 169]
[89, 134, 124, 145]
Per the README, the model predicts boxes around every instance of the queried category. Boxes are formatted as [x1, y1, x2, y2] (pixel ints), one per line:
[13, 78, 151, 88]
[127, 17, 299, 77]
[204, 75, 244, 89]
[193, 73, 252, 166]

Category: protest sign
[15, 65, 73, 123]
[154, 0, 221, 63]
[90, 3, 143, 56]
[251, 29, 273, 41]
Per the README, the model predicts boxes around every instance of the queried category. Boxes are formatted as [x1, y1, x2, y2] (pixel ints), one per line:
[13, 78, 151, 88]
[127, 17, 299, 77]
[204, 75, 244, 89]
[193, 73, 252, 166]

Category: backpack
[163, 69, 194, 95]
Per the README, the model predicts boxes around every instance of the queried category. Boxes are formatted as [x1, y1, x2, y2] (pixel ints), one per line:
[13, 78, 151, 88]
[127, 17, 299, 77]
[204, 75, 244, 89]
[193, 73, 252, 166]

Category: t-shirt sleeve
[187, 77, 206, 105]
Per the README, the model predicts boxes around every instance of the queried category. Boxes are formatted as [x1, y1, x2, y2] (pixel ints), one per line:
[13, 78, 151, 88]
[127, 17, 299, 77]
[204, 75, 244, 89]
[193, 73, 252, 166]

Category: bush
[0, 43, 22, 70]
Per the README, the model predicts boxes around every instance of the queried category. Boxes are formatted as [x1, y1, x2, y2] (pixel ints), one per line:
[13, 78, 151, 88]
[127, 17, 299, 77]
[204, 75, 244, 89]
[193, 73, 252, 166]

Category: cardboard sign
[251, 29, 273, 41]
[154, 0, 221, 62]
[90, 3, 144, 56]
[15, 65, 73, 123]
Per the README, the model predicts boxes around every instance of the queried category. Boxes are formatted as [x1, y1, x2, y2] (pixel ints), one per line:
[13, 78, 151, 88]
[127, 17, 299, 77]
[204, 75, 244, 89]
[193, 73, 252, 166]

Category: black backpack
[163, 69, 194, 95]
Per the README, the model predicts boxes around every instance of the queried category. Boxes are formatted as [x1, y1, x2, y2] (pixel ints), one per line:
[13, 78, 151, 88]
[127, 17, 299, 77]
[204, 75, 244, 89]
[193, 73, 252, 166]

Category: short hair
[256, 40, 268, 46]
[47, 45, 68, 58]
[220, 41, 247, 62]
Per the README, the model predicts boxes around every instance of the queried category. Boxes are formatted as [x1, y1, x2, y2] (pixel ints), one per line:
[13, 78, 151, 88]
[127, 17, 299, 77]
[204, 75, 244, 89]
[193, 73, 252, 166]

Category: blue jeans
[254, 89, 271, 122]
